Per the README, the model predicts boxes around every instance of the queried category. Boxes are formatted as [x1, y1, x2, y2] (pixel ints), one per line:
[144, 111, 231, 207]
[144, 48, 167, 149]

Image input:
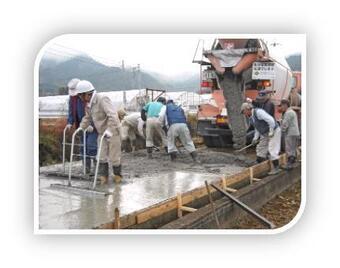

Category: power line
[52, 43, 123, 67]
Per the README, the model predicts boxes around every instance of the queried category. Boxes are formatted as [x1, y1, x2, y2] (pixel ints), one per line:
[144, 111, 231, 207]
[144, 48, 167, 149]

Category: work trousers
[256, 127, 281, 161]
[146, 117, 167, 147]
[167, 123, 196, 153]
[97, 133, 121, 166]
[285, 135, 299, 158]
[121, 121, 137, 142]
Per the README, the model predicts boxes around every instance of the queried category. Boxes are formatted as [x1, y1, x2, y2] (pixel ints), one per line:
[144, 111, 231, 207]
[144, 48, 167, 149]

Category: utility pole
[122, 60, 127, 108]
[137, 64, 141, 93]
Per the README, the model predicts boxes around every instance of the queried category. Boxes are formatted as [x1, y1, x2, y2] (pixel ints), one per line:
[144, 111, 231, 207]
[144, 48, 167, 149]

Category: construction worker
[252, 90, 275, 118]
[161, 100, 199, 163]
[65, 78, 98, 174]
[241, 102, 282, 175]
[117, 109, 127, 122]
[142, 97, 168, 158]
[77, 80, 123, 184]
[121, 112, 145, 152]
[288, 87, 301, 130]
[288, 87, 301, 108]
[278, 99, 300, 169]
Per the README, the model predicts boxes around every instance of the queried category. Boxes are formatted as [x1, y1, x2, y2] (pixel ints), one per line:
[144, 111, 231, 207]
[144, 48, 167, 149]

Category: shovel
[235, 143, 255, 153]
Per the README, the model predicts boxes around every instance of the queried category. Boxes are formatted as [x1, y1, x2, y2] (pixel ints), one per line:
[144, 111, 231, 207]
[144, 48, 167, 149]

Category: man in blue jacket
[65, 78, 98, 174]
[161, 100, 199, 163]
[142, 97, 168, 158]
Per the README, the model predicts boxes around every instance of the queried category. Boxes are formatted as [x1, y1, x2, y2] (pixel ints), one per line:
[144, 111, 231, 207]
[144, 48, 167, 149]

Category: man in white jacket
[121, 112, 145, 152]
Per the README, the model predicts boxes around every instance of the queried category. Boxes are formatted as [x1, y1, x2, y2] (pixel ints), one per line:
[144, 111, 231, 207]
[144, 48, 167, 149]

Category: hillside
[286, 53, 301, 71]
[39, 54, 199, 96]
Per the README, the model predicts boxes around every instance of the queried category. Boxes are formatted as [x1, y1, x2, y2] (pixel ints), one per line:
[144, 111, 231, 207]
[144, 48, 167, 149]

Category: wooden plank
[225, 187, 237, 193]
[114, 208, 120, 229]
[99, 153, 294, 229]
[249, 167, 254, 184]
[181, 206, 197, 213]
[177, 193, 183, 218]
[222, 177, 227, 190]
[205, 181, 221, 228]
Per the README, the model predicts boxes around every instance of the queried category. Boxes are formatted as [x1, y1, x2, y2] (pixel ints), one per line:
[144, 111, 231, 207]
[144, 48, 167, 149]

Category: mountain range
[39, 52, 301, 96]
[39, 54, 199, 96]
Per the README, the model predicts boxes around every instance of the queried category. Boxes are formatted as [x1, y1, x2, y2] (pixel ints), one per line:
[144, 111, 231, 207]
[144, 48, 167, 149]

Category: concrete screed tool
[50, 127, 110, 196]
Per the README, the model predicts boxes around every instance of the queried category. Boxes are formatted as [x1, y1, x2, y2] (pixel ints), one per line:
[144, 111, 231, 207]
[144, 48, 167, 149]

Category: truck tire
[218, 71, 247, 149]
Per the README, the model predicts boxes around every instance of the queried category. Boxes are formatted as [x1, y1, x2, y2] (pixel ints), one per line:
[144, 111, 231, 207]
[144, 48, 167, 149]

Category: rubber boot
[113, 165, 122, 183]
[98, 162, 109, 185]
[147, 147, 153, 159]
[121, 139, 129, 152]
[268, 159, 281, 175]
[256, 156, 266, 163]
[283, 156, 295, 170]
[92, 159, 97, 175]
[131, 139, 137, 152]
[190, 151, 201, 164]
[100, 176, 108, 185]
[85, 158, 91, 174]
[170, 152, 177, 161]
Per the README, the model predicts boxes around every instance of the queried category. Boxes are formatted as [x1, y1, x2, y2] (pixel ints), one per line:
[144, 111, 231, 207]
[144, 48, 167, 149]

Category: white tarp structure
[39, 89, 202, 118]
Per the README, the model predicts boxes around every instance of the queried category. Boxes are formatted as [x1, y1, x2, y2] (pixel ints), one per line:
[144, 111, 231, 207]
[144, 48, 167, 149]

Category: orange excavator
[193, 38, 300, 148]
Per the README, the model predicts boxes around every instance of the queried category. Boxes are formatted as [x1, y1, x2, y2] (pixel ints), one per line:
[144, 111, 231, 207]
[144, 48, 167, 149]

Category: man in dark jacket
[161, 100, 199, 163]
[241, 102, 281, 175]
[252, 90, 275, 118]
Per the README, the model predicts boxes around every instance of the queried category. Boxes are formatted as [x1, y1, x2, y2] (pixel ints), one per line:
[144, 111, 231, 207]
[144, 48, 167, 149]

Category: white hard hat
[240, 102, 253, 114]
[76, 80, 95, 94]
[67, 78, 80, 96]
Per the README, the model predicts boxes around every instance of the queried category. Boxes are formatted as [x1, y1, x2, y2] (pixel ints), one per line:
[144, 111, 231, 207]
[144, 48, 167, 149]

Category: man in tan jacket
[76, 80, 122, 184]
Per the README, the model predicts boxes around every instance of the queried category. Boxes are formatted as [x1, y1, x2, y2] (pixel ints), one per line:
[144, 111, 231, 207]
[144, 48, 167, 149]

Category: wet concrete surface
[39, 148, 248, 229]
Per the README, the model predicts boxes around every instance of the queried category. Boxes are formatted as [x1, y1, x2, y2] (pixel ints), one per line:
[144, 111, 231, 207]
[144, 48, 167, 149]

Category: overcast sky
[43, 34, 305, 77]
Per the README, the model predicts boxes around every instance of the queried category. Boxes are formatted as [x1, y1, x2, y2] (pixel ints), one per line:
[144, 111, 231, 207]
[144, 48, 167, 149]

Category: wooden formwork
[98, 150, 301, 229]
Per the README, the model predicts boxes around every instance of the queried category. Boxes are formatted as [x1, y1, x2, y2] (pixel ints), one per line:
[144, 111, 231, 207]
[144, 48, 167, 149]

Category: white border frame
[34, 34, 306, 235]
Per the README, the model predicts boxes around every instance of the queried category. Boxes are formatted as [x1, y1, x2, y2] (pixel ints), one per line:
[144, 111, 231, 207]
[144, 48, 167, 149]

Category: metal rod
[63, 143, 88, 146]
[68, 128, 84, 187]
[62, 126, 69, 173]
[205, 181, 221, 229]
[210, 183, 276, 229]
[92, 134, 105, 190]
[83, 128, 87, 176]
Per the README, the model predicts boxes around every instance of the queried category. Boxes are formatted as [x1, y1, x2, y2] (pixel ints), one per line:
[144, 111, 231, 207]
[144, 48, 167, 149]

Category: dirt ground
[231, 181, 301, 229]
[120, 146, 254, 179]
[40, 145, 254, 183]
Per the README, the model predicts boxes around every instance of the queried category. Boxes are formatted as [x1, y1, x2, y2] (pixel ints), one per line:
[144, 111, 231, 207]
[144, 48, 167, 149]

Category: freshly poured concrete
[39, 149, 247, 229]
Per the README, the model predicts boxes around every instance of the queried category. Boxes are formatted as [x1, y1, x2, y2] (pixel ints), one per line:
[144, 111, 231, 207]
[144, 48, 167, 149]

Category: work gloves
[86, 125, 94, 133]
[252, 139, 259, 146]
[66, 124, 72, 130]
[103, 129, 113, 138]
[268, 128, 274, 138]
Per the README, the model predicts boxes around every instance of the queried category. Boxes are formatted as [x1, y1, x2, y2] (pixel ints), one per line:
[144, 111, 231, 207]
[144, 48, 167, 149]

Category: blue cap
[258, 91, 267, 97]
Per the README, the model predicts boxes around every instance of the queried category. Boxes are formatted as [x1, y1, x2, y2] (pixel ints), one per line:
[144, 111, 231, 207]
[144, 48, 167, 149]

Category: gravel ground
[41, 146, 253, 180]
[231, 181, 301, 229]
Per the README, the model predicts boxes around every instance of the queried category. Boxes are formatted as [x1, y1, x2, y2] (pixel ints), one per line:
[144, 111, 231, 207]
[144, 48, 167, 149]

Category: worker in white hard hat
[121, 112, 145, 152]
[65, 78, 98, 174]
[77, 80, 123, 184]
[241, 102, 282, 175]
